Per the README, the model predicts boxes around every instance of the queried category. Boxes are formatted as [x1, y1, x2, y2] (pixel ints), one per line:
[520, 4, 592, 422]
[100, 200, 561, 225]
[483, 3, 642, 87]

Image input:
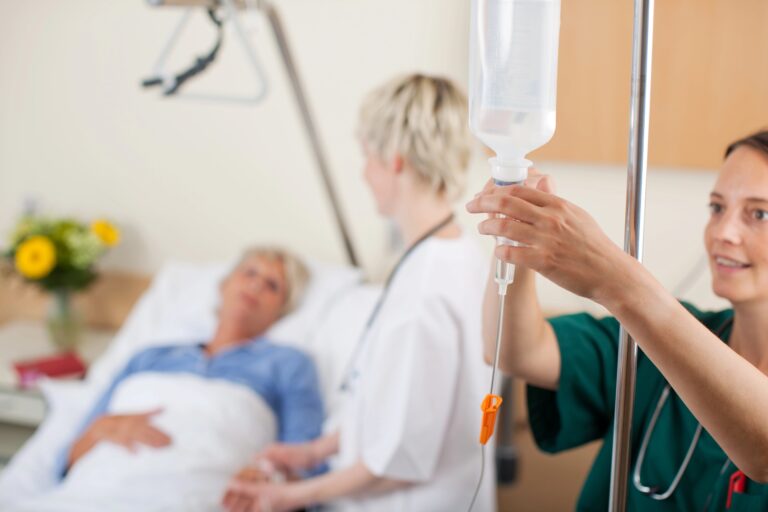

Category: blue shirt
[56, 338, 325, 479]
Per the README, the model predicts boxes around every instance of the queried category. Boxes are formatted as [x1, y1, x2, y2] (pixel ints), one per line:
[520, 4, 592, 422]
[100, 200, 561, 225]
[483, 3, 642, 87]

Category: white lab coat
[331, 234, 496, 512]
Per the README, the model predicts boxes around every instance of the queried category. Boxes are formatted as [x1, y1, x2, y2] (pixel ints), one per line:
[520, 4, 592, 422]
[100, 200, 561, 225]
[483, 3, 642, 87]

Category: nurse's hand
[473, 170, 556, 219]
[466, 182, 630, 301]
[222, 479, 302, 512]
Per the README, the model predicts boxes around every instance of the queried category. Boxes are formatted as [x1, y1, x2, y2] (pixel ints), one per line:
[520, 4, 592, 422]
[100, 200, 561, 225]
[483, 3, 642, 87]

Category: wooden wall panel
[531, 0, 768, 169]
[0, 271, 151, 330]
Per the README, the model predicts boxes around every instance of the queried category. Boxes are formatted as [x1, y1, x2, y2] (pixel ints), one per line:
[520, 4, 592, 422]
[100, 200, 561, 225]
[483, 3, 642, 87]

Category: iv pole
[609, 0, 655, 509]
[259, 1, 360, 267]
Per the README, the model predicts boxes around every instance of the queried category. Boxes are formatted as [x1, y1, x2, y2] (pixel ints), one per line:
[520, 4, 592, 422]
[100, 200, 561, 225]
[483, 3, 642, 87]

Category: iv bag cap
[490, 157, 531, 183]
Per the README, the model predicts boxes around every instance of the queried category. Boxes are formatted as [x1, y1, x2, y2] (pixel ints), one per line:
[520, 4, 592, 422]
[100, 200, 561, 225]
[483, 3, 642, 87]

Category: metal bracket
[142, 0, 269, 104]
[142, 0, 359, 266]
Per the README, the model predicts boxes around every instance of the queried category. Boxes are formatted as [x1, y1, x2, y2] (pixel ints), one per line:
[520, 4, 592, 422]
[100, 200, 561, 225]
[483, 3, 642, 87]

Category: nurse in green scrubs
[466, 130, 768, 511]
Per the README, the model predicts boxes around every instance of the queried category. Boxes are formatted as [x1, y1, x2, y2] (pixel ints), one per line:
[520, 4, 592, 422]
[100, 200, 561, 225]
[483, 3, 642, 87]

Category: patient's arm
[67, 409, 171, 469]
[55, 347, 178, 478]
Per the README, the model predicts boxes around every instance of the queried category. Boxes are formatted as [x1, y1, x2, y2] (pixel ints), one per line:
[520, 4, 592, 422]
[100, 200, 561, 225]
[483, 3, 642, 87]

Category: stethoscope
[632, 316, 734, 501]
[338, 213, 455, 393]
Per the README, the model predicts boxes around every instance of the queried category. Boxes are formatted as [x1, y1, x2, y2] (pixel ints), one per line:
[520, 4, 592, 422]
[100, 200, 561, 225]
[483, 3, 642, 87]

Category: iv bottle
[469, 0, 561, 185]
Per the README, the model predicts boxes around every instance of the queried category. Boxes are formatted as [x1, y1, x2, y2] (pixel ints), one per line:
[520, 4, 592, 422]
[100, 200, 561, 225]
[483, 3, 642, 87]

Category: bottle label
[479, 0, 559, 111]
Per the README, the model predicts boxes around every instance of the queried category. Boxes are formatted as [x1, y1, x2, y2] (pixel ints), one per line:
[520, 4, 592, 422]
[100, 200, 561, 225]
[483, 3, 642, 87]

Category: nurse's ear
[390, 153, 405, 175]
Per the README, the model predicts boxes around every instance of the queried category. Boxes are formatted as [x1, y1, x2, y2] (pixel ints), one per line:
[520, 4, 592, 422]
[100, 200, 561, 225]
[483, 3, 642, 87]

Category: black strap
[364, 213, 455, 330]
[339, 213, 455, 391]
[142, 9, 224, 96]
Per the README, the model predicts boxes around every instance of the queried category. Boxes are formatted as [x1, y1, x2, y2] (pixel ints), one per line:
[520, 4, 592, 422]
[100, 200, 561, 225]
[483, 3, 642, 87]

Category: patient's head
[357, 73, 472, 214]
[218, 247, 310, 338]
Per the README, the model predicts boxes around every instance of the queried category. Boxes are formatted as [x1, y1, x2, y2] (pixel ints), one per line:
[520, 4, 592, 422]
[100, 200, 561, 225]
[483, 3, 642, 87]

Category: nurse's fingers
[505, 183, 558, 207]
[466, 193, 540, 224]
[525, 173, 556, 195]
[478, 218, 540, 246]
[494, 244, 540, 269]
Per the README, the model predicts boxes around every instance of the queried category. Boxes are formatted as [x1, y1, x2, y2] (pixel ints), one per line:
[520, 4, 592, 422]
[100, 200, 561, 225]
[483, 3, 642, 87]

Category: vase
[46, 289, 83, 352]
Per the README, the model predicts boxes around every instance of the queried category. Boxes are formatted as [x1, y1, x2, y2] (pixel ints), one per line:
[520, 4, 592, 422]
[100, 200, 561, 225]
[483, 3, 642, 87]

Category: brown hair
[725, 130, 768, 159]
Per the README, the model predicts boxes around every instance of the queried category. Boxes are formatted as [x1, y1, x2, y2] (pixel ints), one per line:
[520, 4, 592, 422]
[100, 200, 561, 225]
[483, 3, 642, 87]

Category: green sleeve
[527, 312, 621, 453]
[527, 303, 732, 455]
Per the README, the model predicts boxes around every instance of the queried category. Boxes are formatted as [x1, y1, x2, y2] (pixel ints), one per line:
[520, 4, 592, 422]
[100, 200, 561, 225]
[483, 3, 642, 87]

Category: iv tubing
[490, 281, 508, 392]
[468, 275, 509, 512]
[495, 258, 514, 297]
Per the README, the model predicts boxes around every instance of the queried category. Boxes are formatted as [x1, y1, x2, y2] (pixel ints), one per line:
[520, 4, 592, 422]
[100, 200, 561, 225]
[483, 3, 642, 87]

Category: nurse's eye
[752, 209, 768, 221]
[708, 202, 723, 215]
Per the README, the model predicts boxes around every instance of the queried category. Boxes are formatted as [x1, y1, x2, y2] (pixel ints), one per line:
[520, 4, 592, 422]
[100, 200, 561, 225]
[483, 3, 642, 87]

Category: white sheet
[7, 373, 275, 512]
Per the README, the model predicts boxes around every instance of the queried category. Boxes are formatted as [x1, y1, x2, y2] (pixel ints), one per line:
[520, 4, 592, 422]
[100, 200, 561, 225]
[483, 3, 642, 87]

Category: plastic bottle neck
[490, 157, 531, 184]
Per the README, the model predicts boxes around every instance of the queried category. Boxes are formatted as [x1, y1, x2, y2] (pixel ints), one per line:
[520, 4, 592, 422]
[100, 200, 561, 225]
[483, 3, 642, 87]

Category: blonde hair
[238, 246, 310, 316]
[358, 73, 472, 199]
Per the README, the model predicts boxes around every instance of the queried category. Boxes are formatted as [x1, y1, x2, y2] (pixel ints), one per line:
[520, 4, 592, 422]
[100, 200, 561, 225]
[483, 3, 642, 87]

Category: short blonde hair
[358, 73, 472, 199]
[238, 246, 310, 316]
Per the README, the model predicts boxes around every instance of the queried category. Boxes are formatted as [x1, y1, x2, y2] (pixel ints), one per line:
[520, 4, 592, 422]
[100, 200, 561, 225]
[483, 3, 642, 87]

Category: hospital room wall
[0, 0, 729, 316]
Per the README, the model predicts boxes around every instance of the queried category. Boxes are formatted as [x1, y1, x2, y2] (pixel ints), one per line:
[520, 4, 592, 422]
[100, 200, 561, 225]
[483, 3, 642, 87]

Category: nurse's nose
[711, 209, 743, 245]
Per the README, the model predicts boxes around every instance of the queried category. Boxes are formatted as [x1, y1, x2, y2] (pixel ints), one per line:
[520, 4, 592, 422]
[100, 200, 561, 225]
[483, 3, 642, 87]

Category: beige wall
[0, 0, 470, 274]
[0, 0, 730, 314]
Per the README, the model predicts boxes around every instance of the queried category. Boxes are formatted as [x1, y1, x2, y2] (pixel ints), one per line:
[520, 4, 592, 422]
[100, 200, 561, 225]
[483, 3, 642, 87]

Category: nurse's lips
[713, 255, 751, 273]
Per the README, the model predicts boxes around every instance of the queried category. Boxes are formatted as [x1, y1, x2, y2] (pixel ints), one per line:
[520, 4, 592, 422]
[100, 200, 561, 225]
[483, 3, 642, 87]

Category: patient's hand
[68, 408, 171, 469]
[257, 442, 317, 476]
[222, 477, 301, 512]
[221, 464, 272, 512]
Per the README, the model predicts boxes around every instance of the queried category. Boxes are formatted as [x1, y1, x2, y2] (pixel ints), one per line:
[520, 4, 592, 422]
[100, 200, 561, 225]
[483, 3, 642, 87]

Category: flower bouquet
[4, 216, 120, 351]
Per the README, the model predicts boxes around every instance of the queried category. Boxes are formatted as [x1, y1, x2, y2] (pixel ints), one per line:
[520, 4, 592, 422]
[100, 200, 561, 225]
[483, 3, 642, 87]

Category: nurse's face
[705, 146, 768, 305]
[362, 142, 399, 217]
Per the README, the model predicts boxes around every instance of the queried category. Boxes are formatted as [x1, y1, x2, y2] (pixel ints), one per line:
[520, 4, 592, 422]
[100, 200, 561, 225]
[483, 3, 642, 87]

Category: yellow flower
[15, 236, 57, 279]
[91, 220, 120, 247]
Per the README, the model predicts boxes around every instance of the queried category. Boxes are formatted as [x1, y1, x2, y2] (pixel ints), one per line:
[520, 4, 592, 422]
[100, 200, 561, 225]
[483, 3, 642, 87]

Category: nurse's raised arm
[466, 133, 768, 484]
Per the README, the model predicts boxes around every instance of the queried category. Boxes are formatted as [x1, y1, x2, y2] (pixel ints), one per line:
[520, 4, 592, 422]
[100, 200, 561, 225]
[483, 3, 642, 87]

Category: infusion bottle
[469, 0, 561, 186]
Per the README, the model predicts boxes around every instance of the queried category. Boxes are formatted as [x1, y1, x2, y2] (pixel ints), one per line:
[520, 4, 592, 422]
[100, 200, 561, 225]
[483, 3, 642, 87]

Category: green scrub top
[527, 304, 768, 511]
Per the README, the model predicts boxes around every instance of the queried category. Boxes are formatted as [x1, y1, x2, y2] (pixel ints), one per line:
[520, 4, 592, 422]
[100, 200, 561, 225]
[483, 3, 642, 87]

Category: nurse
[223, 74, 494, 512]
[466, 130, 768, 510]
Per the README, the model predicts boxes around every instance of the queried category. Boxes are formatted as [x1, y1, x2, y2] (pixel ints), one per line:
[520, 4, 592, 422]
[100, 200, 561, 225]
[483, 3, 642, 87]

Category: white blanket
[8, 373, 276, 512]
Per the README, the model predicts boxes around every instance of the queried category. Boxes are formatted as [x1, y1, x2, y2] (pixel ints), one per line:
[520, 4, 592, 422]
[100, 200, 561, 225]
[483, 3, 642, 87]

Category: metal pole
[608, 0, 655, 510]
[261, 1, 360, 267]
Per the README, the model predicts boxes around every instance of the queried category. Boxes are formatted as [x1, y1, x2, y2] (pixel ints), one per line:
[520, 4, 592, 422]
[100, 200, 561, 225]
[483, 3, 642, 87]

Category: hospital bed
[0, 258, 379, 505]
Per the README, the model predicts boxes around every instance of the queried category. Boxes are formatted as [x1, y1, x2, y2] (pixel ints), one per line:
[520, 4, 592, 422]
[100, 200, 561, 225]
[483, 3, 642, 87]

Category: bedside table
[0, 322, 112, 467]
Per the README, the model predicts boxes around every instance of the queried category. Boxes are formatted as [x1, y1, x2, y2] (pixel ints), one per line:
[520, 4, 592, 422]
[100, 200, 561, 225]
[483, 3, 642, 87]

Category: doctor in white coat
[223, 73, 495, 512]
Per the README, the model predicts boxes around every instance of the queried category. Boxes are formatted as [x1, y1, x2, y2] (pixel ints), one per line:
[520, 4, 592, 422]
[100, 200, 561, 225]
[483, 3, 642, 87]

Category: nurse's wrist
[596, 256, 658, 315]
[591, 252, 641, 308]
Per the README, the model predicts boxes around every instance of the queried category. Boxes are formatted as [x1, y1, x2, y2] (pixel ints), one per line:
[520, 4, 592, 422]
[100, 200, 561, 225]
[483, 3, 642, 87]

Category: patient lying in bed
[8, 247, 324, 512]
